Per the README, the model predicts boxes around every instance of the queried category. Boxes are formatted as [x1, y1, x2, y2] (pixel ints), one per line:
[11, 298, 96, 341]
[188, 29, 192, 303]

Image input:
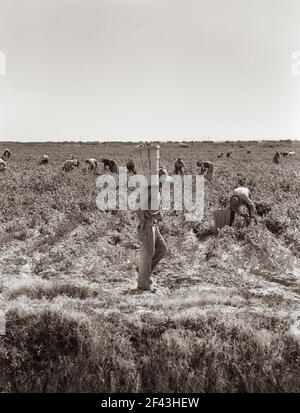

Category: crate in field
[214, 208, 231, 229]
[132, 145, 160, 185]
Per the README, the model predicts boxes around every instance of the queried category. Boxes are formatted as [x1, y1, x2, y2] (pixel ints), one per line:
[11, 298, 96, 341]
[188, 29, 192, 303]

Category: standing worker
[136, 186, 168, 291]
[133, 145, 168, 291]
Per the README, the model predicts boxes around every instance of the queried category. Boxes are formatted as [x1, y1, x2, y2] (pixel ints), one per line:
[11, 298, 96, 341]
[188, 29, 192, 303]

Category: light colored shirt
[231, 187, 256, 218]
[233, 187, 251, 198]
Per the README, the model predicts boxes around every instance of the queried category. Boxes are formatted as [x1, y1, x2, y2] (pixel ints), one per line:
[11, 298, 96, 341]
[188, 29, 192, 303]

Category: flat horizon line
[0, 138, 299, 144]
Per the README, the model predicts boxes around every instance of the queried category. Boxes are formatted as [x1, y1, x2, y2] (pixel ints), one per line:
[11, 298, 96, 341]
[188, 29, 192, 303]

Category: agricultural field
[0, 140, 300, 393]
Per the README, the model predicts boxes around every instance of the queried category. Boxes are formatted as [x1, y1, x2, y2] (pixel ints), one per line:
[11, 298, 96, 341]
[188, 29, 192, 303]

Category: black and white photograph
[0, 0, 300, 398]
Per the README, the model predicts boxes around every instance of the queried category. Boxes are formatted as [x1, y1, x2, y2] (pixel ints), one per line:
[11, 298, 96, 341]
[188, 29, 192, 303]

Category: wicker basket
[131, 145, 160, 185]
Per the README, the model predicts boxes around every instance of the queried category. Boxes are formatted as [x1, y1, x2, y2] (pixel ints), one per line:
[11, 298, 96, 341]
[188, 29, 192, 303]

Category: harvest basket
[213, 208, 231, 229]
[131, 145, 160, 186]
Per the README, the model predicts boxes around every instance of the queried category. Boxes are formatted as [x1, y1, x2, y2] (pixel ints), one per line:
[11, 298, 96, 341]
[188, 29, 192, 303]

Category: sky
[0, 0, 300, 142]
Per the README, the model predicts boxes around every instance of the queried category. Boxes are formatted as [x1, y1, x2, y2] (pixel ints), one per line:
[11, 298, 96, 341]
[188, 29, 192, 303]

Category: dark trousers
[137, 221, 168, 290]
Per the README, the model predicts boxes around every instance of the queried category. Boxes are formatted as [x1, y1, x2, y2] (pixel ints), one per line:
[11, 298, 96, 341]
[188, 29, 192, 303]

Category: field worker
[85, 158, 98, 172]
[227, 150, 233, 158]
[0, 158, 7, 172]
[229, 187, 256, 226]
[217, 152, 223, 158]
[136, 185, 168, 291]
[174, 157, 186, 175]
[158, 166, 172, 190]
[126, 160, 136, 174]
[273, 151, 281, 164]
[39, 154, 49, 165]
[2, 148, 12, 161]
[197, 161, 214, 182]
[159, 166, 169, 179]
[62, 159, 79, 172]
[102, 158, 118, 174]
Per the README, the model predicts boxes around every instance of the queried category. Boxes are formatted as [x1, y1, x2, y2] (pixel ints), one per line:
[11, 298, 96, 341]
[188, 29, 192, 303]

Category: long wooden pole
[155, 145, 160, 187]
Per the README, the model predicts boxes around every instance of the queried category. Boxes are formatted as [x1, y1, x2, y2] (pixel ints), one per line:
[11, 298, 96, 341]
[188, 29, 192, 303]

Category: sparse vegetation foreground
[0, 140, 300, 392]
